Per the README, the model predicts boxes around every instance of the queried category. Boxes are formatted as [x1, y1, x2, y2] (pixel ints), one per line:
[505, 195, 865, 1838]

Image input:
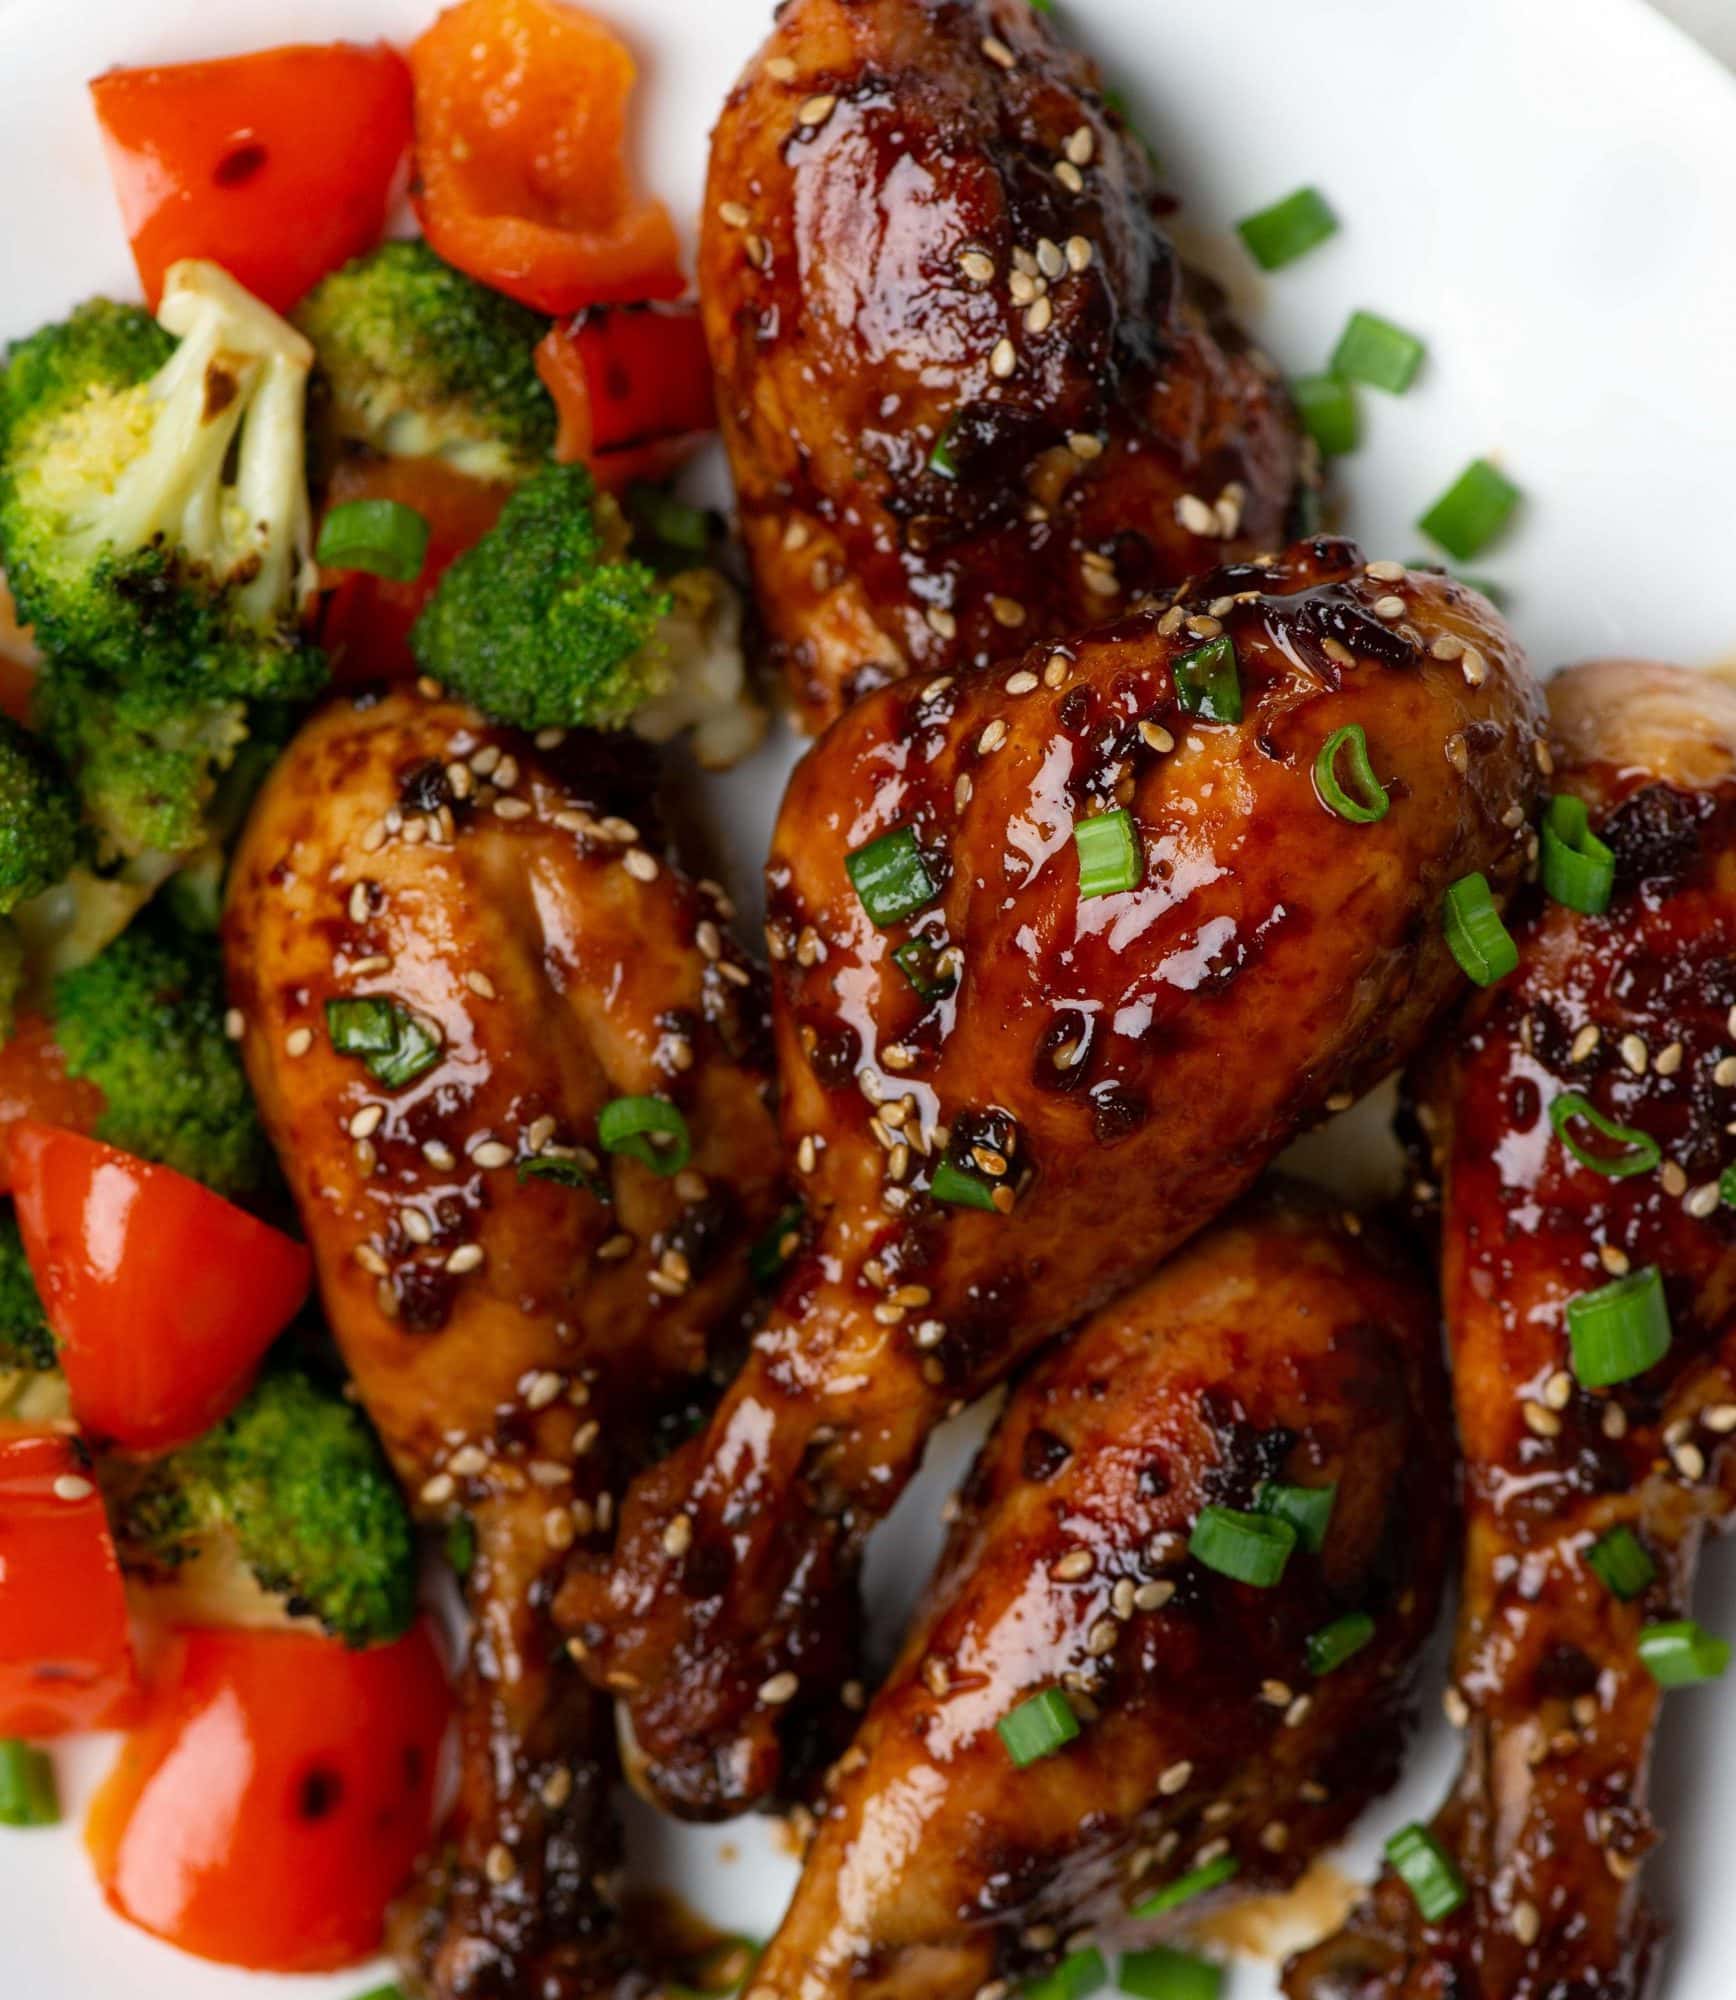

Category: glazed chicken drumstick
[560, 537, 1545, 1818]
[1287, 661, 1736, 2000]
[700, 0, 1307, 732]
[224, 687, 785, 2000]
[752, 1181, 1454, 2000]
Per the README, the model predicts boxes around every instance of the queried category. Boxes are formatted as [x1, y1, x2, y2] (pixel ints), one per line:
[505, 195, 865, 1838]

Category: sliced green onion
[846, 826, 938, 927]
[1331, 311, 1426, 394]
[1418, 459, 1521, 562]
[997, 1687, 1081, 1767]
[1075, 809, 1143, 898]
[1190, 1504, 1296, 1587]
[932, 1157, 1002, 1212]
[1442, 873, 1519, 986]
[1024, 1947, 1107, 2000]
[1314, 724, 1389, 824]
[1131, 1855, 1240, 1919]
[1540, 795, 1615, 915]
[750, 1203, 805, 1289]
[1119, 1946, 1223, 2000]
[1255, 1479, 1337, 1555]
[1236, 187, 1338, 270]
[627, 483, 712, 558]
[893, 937, 959, 1001]
[929, 419, 961, 479]
[325, 996, 443, 1088]
[517, 1152, 610, 1201]
[444, 1516, 476, 1580]
[1639, 1620, 1731, 1688]
[1586, 1526, 1656, 1602]
[597, 1095, 691, 1176]
[0, 1741, 58, 1827]
[668, 1936, 763, 1998]
[1291, 374, 1360, 458]
[1723, 1165, 1736, 1208]
[1547, 1092, 1660, 1180]
[1306, 1611, 1375, 1677]
[1385, 1824, 1467, 1920]
[1173, 636, 1243, 724]
[315, 498, 430, 582]
[1567, 1266, 1671, 1389]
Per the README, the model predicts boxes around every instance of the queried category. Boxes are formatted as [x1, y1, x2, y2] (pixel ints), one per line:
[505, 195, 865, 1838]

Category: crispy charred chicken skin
[699, 0, 1307, 732]
[1286, 662, 1736, 2000]
[559, 537, 1546, 1819]
[223, 687, 785, 2000]
[750, 1180, 1453, 2000]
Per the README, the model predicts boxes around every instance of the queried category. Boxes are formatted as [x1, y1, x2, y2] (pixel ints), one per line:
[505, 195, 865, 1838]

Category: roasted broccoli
[410, 462, 670, 729]
[0, 1206, 52, 1374]
[296, 239, 555, 482]
[0, 714, 79, 913]
[0, 922, 21, 1043]
[0, 263, 325, 700]
[51, 906, 269, 1198]
[105, 1362, 417, 1649]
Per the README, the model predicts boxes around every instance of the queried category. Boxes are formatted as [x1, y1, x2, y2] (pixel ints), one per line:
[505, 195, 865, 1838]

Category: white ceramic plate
[2, 0, 1735, 1994]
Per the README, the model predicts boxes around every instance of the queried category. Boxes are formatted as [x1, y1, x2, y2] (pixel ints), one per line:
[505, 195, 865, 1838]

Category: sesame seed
[544, 1508, 576, 1551]
[348, 1104, 384, 1140]
[472, 1141, 514, 1170]
[1523, 1401, 1561, 1438]
[1716, 1056, 1736, 1087]
[53, 1474, 94, 1502]
[744, 235, 771, 270]
[978, 718, 1009, 754]
[1134, 1580, 1175, 1612]
[1461, 646, 1489, 687]
[445, 1243, 485, 1274]
[796, 1134, 818, 1173]
[882, 1043, 917, 1071]
[1055, 160, 1085, 193]
[1086, 1617, 1119, 1657]
[1366, 559, 1406, 582]
[990, 337, 1018, 379]
[759, 1670, 800, 1706]
[1543, 1369, 1574, 1411]
[484, 1844, 516, 1885]
[466, 969, 497, 1000]
[354, 1243, 389, 1277]
[572, 1420, 600, 1456]
[421, 1472, 456, 1506]
[1512, 1900, 1541, 1947]
[1599, 1243, 1631, 1276]
[540, 1766, 574, 1810]
[401, 1208, 433, 1246]
[1111, 1578, 1136, 1620]
[1661, 1161, 1687, 1197]
[798, 92, 837, 126]
[1043, 656, 1070, 688]
[926, 607, 958, 640]
[765, 54, 797, 81]
[1570, 1025, 1601, 1063]
[1064, 126, 1095, 167]
[1443, 1686, 1471, 1728]
[981, 33, 1016, 67]
[1158, 1759, 1193, 1795]
[959, 249, 996, 284]
[1687, 1182, 1721, 1219]
[1603, 1403, 1629, 1440]
[1052, 1548, 1095, 1581]
[1676, 1441, 1708, 1482]
[1008, 268, 1036, 306]
[1704, 1404, 1736, 1434]
[285, 1026, 314, 1058]
[1066, 238, 1094, 275]
[492, 796, 531, 821]
[663, 1514, 694, 1558]
[1035, 236, 1065, 279]
[1261, 1822, 1291, 1854]
[1370, 593, 1407, 620]
[955, 774, 974, 810]
[1026, 295, 1053, 335]
[1176, 494, 1218, 537]
[624, 848, 659, 883]
[1285, 1695, 1313, 1728]
[1260, 1680, 1293, 1708]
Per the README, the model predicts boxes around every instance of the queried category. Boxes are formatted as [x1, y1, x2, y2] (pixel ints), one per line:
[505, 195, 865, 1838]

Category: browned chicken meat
[559, 536, 1546, 1819]
[749, 1181, 1454, 2000]
[1286, 661, 1736, 2000]
[223, 687, 786, 2000]
[699, 0, 1308, 732]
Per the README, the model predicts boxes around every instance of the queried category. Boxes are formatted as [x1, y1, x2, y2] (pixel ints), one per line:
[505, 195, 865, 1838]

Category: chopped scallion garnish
[1306, 1611, 1375, 1677]
[750, 1203, 806, 1289]
[1639, 1620, 1731, 1687]
[1540, 795, 1615, 915]
[517, 1153, 611, 1201]
[0, 1741, 58, 1827]
[1118, 1944, 1223, 2000]
[1173, 635, 1243, 724]
[444, 1516, 476, 1580]
[1567, 1266, 1670, 1389]
[1291, 374, 1359, 458]
[1314, 724, 1389, 824]
[1189, 1504, 1296, 1587]
[1331, 310, 1426, 394]
[1548, 1092, 1660, 1180]
[1442, 873, 1518, 986]
[1586, 1526, 1656, 1602]
[1418, 459, 1521, 562]
[325, 995, 443, 1088]
[1236, 187, 1338, 270]
[931, 1158, 1001, 1212]
[1385, 1823, 1467, 1920]
[597, 1095, 692, 1176]
[1024, 1947, 1107, 2000]
[627, 483, 712, 556]
[1255, 1479, 1337, 1555]
[1130, 1854, 1240, 1919]
[846, 826, 938, 927]
[893, 937, 959, 1002]
[1075, 808, 1143, 899]
[996, 1687, 1080, 1767]
[929, 418, 962, 478]
[315, 498, 431, 582]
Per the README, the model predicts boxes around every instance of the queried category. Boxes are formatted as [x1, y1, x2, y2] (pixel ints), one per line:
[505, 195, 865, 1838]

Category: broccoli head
[105, 1362, 417, 1649]
[0, 262, 326, 705]
[410, 462, 671, 730]
[0, 1205, 53, 1374]
[0, 714, 79, 913]
[296, 240, 555, 482]
[51, 905, 269, 1198]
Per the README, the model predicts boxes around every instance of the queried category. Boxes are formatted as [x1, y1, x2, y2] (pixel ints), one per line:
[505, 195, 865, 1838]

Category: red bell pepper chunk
[9, 1124, 311, 1452]
[0, 1020, 106, 1194]
[89, 43, 414, 314]
[0, 1426, 138, 1738]
[87, 1623, 450, 1972]
[535, 305, 716, 491]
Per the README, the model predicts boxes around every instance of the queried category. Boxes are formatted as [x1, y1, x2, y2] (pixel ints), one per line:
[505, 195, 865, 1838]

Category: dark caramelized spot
[298, 1766, 344, 1821]
[1022, 1427, 1071, 1482]
[396, 1263, 457, 1335]
[1603, 782, 1711, 891]
[1088, 1081, 1147, 1145]
[399, 758, 455, 814]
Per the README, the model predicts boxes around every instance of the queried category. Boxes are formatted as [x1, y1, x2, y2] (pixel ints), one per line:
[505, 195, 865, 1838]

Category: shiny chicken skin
[560, 537, 1546, 1818]
[699, 0, 1306, 732]
[751, 1181, 1454, 2000]
[1286, 662, 1736, 2000]
[223, 687, 785, 2000]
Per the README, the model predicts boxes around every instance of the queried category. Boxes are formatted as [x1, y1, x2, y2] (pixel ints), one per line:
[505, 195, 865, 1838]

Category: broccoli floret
[0, 714, 79, 913]
[106, 1363, 416, 1649]
[0, 921, 21, 1042]
[0, 1205, 53, 1374]
[411, 462, 670, 729]
[51, 905, 268, 1198]
[296, 240, 555, 482]
[0, 263, 326, 704]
